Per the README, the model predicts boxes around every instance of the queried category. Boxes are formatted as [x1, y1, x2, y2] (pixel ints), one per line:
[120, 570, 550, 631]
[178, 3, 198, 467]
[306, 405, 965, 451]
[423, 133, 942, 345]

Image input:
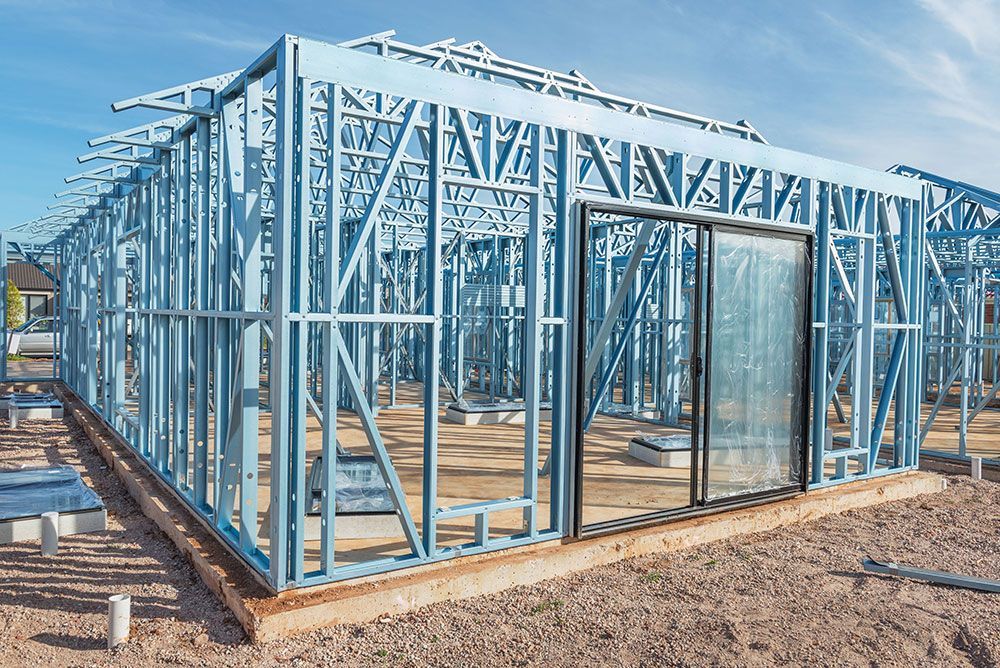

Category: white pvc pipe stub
[40, 511, 59, 556]
[107, 594, 131, 649]
[971, 457, 983, 481]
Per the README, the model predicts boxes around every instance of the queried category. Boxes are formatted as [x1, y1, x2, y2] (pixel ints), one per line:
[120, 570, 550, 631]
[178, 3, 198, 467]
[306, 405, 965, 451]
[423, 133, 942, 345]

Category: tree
[6, 281, 25, 331]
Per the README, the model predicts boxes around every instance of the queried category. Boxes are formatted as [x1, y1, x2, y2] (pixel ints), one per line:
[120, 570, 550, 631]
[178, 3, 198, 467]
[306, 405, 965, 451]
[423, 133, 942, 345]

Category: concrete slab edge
[252, 471, 943, 642]
[47, 381, 945, 643]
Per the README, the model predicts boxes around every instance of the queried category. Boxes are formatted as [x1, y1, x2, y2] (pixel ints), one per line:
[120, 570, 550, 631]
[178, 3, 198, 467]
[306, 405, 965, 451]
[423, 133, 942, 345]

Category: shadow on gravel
[30, 631, 105, 650]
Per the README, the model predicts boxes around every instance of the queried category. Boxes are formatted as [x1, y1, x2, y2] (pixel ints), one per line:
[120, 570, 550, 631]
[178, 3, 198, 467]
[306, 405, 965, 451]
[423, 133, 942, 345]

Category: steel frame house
[0, 32, 931, 591]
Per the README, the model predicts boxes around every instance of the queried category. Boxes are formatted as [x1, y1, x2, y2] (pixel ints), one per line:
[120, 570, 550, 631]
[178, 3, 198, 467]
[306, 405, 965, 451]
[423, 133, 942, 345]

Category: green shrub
[6, 281, 24, 331]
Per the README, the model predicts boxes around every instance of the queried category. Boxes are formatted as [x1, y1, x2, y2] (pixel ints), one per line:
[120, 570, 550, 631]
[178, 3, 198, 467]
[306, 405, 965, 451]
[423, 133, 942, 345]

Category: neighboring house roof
[8, 262, 54, 292]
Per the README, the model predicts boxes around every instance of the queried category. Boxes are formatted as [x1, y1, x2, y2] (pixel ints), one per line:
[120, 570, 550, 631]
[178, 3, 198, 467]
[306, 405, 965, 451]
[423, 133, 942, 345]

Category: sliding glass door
[702, 229, 809, 503]
[574, 206, 810, 535]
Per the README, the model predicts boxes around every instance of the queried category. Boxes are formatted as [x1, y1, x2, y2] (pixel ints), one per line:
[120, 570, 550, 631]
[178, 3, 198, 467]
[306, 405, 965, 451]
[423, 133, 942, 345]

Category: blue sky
[1, 0, 998, 228]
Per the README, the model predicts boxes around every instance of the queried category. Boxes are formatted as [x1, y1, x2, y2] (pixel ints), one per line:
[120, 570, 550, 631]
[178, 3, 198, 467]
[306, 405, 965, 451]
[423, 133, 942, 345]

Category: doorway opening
[573, 205, 811, 536]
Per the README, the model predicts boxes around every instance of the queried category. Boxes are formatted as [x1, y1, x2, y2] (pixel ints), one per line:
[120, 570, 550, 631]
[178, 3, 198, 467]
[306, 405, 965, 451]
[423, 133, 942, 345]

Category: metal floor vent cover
[632, 434, 693, 452]
[307, 455, 395, 516]
[449, 400, 553, 413]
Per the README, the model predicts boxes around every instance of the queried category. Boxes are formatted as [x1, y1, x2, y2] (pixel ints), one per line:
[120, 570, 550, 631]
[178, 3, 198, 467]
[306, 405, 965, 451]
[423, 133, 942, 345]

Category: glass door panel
[703, 230, 808, 501]
[577, 212, 704, 530]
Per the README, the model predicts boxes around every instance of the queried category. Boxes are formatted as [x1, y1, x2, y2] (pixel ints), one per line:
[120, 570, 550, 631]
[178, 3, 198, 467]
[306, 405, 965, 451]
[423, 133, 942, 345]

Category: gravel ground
[1, 415, 998, 667]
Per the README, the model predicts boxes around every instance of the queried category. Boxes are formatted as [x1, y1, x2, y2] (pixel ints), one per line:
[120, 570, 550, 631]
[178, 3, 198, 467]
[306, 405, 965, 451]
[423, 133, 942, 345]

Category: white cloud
[0, 102, 109, 135]
[180, 31, 272, 53]
[1, 1, 272, 55]
[917, 0, 1000, 56]
[822, 8, 999, 133]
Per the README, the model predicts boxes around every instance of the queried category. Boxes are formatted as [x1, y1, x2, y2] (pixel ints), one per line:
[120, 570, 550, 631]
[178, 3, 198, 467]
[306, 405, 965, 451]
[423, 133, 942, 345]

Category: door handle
[693, 355, 704, 378]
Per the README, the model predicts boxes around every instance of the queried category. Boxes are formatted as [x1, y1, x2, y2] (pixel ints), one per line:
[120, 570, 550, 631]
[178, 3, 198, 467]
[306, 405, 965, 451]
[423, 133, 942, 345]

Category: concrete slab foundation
[919, 452, 1000, 483]
[0, 392, 63, 419]
[602, 404, 660, 420]
[257, 509, 404, 541]
[0, 508, 106, 545]
[444, 402, 553, 425]
[629, 435, 692, 467]
[249, 470, 945, 642]
[53, 382, 945, 643]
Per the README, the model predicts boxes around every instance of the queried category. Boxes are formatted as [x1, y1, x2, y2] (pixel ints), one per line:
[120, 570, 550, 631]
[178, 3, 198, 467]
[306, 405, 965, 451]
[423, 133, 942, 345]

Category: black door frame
[698, 223, 813, 509]
[572, 202, 813, 538]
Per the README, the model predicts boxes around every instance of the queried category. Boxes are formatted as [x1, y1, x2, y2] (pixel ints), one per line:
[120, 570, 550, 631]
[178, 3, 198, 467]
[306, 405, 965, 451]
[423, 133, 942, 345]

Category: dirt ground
[1, 415, 998, 667]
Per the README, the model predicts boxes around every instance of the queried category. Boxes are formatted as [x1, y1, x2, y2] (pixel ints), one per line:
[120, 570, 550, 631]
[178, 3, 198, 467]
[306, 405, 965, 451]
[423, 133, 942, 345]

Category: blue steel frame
[890, 166, 1000, 463]
[0, 235, 62, 383]
[3, 32, 924, 590]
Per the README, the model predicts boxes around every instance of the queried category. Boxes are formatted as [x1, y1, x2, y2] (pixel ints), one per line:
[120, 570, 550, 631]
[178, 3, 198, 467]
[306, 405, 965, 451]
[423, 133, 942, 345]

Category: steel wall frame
[890, 166, 1000, 463]
[0, 236, 62, 383]
[4, 32, 924, 591]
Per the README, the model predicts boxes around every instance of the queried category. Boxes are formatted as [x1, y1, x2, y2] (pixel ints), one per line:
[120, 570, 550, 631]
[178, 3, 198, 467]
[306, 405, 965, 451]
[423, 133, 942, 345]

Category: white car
[11, 317, 59, 357]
